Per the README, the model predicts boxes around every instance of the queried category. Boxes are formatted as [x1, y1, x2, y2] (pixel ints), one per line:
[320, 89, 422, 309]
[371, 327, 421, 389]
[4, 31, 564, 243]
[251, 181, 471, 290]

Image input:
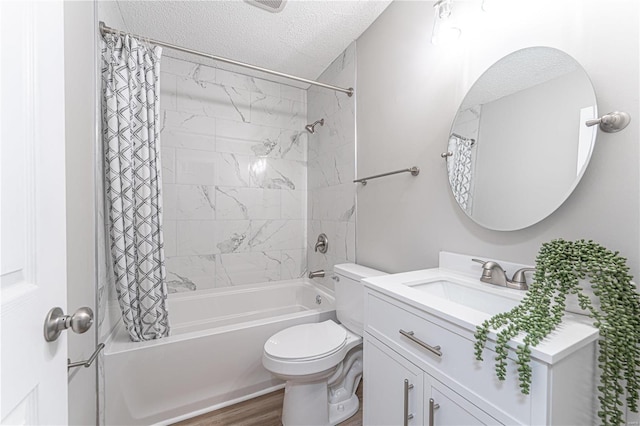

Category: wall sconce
[431, 0, 462, 45]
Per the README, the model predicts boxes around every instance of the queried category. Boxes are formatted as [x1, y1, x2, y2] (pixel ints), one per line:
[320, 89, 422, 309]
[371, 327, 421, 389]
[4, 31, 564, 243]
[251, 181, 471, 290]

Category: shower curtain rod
[99, 22, 354, 97]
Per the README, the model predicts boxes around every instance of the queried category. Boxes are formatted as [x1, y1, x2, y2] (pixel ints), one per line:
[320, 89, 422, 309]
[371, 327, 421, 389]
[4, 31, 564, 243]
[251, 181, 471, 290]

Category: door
[1, 1, 68, 424]
[425, 374, 502, 426]
[363, 337, 424, 425]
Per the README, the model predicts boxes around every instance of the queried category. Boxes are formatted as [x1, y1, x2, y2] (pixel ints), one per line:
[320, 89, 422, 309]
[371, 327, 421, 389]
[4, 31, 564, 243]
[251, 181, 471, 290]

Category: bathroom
[1, 0, 638, 425]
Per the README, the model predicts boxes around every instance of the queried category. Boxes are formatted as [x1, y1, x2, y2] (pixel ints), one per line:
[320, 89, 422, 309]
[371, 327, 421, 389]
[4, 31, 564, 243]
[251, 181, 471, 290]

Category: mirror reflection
[447, 47, 598, 231]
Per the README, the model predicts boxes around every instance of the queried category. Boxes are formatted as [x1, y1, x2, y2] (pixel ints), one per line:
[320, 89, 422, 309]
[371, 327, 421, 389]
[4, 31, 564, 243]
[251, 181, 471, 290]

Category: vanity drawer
[365, 291, 532, 425]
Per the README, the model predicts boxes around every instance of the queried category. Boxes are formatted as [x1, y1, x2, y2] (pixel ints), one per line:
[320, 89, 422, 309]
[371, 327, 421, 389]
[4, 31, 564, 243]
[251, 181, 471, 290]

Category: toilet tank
[333, 263, 387, 336]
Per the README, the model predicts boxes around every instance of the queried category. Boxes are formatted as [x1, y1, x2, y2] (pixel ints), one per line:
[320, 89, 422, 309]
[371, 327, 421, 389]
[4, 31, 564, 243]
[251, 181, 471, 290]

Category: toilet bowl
[262, 263, 386, 426]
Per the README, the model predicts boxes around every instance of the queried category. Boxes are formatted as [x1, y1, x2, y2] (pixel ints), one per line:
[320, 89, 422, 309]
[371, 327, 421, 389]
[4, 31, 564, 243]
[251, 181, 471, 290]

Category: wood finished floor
[173, 382, 363, 426]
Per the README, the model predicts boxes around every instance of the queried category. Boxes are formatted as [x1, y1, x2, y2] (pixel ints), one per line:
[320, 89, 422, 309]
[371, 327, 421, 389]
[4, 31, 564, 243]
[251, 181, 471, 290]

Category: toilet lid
[264, 320, 347, 361]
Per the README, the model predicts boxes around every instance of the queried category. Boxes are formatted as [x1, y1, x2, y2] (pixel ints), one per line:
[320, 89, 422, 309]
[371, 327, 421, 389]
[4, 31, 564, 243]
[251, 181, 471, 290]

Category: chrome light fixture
[431, 0, 461, 45]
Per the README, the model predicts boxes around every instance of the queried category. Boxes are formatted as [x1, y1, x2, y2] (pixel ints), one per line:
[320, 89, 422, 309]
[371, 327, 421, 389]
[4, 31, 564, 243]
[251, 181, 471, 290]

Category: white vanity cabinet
[364, 336, 499, 426]
[424, 374, 500, 426]
[364, 338, 424, 425]
[363, 286, 599, 426]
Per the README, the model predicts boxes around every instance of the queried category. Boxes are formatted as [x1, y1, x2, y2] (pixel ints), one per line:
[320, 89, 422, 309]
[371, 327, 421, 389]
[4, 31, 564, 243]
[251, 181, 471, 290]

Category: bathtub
[104, 279, 336, 425]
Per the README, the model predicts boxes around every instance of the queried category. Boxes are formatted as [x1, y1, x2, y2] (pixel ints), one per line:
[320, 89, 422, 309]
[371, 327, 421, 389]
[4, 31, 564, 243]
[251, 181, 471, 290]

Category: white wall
[97, 0, 127, 32]
[356, 0, 639, 276]
[64, 2, 97, 425]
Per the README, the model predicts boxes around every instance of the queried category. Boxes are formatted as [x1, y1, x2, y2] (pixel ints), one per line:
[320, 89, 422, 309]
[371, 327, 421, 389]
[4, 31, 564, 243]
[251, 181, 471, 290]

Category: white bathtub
[104, 279, 336, 425]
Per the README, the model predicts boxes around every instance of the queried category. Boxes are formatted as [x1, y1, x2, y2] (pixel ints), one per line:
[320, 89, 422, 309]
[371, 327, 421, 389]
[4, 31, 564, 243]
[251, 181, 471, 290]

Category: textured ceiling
[462, 47, 581, 107]
[111, 0, 392, 85]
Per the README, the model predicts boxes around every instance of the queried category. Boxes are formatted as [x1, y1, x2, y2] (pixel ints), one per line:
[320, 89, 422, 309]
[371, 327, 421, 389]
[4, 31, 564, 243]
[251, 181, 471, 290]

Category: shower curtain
[101, 33, 169, 341]
[447, 135, 474, 213]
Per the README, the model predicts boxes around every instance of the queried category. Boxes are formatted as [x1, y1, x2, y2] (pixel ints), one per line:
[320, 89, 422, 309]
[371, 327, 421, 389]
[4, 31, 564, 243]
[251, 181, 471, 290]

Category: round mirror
[446, 46, 598, 231]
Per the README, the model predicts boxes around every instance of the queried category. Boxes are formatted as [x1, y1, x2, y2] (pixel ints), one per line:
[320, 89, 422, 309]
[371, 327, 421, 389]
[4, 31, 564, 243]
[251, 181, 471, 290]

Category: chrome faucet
[472, 259, 534, 290]
[308, 269, 325, 279]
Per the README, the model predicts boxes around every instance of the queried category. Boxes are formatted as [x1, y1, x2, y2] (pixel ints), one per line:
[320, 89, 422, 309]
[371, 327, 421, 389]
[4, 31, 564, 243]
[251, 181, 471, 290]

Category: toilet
[262, 263, 386, 426]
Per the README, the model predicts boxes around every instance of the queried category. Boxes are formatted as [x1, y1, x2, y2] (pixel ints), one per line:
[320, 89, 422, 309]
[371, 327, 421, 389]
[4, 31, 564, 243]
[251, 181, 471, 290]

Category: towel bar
[354, 167, 419, 185]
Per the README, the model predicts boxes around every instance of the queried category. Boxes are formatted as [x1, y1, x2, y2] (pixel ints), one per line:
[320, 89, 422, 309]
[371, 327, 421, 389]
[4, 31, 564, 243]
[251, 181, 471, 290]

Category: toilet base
[279, 347, 362, 426]
[263, 326, 364, 426]
[329, 391, 359, 425]
[280, 380, 361, 426]
[282, 378, 330, 426]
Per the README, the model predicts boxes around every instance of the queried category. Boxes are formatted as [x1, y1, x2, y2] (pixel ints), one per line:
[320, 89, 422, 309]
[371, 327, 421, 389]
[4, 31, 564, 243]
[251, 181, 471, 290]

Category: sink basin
[406, 279, 522, 316]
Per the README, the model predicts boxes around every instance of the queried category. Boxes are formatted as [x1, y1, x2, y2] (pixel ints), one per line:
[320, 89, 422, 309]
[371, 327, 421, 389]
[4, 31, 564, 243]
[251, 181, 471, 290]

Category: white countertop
[363, 252, 600, 365]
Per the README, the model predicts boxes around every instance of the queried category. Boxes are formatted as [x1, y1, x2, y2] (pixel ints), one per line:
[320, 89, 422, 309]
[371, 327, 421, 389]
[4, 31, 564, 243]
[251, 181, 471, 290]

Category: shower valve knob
[44, 306, 94, 342]
[314, 233, 329, 254]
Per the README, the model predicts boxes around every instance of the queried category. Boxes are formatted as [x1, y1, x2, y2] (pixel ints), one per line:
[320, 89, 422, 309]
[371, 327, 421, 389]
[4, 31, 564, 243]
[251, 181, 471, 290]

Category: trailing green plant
[473, 239, 640, 425]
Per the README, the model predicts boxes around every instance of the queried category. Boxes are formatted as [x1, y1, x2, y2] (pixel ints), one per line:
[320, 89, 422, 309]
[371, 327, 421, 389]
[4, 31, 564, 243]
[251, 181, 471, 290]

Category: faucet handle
[472, 258, 503, 271]
[511, 267, 535, 286]
[472, 258, 509, 287]
[472, 258, 496, 282]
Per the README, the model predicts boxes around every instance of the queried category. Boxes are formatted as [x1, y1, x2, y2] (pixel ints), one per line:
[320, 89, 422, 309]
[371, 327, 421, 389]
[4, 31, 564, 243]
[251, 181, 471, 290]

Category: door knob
[44, 306, 93, 342]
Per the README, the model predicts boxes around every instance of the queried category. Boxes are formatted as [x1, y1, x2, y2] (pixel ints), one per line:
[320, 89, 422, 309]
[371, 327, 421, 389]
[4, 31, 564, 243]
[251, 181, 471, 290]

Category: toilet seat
[262, 320, 362, 377]
[264, 320, 347, 361]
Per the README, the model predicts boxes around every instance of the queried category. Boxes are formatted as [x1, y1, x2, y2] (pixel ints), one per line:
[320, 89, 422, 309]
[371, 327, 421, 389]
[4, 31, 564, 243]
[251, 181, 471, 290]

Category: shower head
[305, 118, 324, 134]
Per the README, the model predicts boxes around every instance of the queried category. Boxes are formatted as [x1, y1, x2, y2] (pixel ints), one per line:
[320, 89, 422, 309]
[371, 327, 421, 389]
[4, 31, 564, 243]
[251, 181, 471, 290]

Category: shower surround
[159, 56, 309, 292]
[307, 43, 357, 289]
[99, 45, 356, 425]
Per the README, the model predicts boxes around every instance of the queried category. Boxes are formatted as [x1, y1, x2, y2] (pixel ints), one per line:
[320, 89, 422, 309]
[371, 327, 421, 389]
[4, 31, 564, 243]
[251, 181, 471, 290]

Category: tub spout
[308, 270, 325, 279]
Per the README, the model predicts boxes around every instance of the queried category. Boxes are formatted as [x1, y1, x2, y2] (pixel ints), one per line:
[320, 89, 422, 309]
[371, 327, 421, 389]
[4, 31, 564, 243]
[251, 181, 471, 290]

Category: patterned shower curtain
[447, 135, 474, 213]
[101, 33, 170, 341]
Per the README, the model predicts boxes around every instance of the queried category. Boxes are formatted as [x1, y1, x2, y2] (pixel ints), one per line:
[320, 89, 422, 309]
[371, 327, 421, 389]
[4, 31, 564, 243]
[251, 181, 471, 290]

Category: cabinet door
[364, 337, 424, 425]
[425, 374, 502, 426]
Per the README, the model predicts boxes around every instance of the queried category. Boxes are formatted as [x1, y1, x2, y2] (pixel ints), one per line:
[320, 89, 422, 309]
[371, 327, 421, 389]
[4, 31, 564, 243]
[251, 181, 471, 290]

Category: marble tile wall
[306, 43, 357, 290]
[160, 56, 309, 292]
